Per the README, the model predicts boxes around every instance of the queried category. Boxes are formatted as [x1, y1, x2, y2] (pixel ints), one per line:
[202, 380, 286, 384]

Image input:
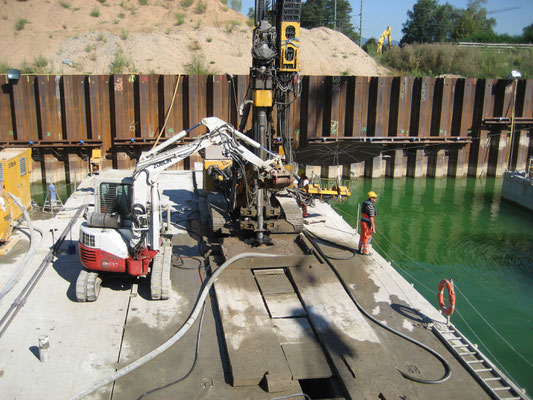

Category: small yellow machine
[0, 148, 32, 249]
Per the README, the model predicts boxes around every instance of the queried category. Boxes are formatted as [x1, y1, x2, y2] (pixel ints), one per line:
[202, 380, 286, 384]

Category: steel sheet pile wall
[0, 74, 531, 183]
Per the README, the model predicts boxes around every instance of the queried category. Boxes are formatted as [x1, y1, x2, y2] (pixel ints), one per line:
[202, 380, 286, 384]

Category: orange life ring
[437, 279, 456, 316]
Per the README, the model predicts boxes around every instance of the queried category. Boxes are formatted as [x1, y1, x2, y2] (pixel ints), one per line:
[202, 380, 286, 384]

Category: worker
[359, 191, 378, 255]
[298, 174, 310, 217]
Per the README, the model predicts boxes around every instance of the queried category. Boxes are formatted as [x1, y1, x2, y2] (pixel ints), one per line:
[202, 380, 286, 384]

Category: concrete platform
[0, 170, 520, 400]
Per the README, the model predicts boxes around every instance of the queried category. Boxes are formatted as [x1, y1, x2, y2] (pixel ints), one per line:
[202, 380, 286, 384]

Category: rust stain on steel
[63, 75, 88, 141]
[88, 75, 112, 152]
[439, 78, 455, 137]
[0, 75, 14, 139]
[113, 74, 137, 139]
[351, 76, 370, 137]
[12, 76, 39, 142]
[37, 75, 63, 141]
[163, 75, 184, 137]
[374, 77, 392, 137]
[396, 77, 413, 137]
[418, 77, 435, 137]
[138, 74, 159, 139]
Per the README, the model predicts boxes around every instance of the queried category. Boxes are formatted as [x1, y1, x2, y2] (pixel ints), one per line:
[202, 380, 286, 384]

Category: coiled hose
[304, 230, 451, 384]
[69, 252, 279, 400]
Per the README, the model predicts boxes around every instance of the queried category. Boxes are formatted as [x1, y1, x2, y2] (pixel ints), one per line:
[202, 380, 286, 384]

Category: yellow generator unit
[0, 148, 32, 243]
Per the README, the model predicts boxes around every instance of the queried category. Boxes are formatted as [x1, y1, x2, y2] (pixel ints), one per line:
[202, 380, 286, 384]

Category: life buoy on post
[437, 279, 456, 316]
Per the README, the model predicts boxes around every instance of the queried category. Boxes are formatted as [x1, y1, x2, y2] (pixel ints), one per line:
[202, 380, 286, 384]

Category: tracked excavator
[76, 0, 303, 301]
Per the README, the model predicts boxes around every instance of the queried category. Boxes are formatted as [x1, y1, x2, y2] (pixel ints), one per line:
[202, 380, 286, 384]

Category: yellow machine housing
[253, 90, 273, 107]
[0, 148, 32, 242]
[306, 183, 351, 200]
[279, 21, 300, 71]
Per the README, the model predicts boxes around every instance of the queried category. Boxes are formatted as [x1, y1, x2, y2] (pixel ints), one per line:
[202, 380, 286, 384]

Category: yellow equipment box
[0, 148, 32, 243]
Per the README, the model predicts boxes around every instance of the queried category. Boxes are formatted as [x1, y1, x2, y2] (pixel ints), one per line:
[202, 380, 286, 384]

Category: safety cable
[303, 230, 452, 384]
[371, 230, 533, 372]
[370, 236, 529, 386]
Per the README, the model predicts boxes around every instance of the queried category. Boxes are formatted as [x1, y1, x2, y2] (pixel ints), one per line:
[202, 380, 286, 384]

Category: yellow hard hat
[367, 191, 378, 199]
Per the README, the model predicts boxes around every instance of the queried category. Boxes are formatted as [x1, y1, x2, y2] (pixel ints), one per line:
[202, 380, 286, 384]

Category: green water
[30, 181, 74, 206]
[332, 176, 533, 395]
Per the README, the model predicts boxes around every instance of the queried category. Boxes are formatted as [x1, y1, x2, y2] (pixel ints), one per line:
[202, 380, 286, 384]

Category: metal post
[359, 0, 363, 48]
[334, 0, 337, 31]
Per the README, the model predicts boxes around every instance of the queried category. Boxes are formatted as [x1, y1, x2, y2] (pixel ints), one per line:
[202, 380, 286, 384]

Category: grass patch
[120, 28, 129, 40]
[113, 19, 119, 24]
[224, 20, 240, 33]
[85, 44, 95, 53]
[2, 15, 7, 21]
[21, 55, 49, 74]
[175, 12, 185, 25]
[110, 49, 132, 73]
[246, 18, 254, 27]
[188, 40, 201, 51]
[194, 20, 201, 30]
[220, 0, 227, 4]
[59, 1, 71, 9]
[206, 37, 212, 43]
[222, 6, 228, 12]
[380, 43, 533, 79]
[0, 61, 8, 74]
[15, 18, 28, 31]
[90, 7, 100, 17]
[194, 0, 207, 14]
[118, 12, 125, 18]
[180, 0, 194, 8]
[184, 54, 212, 75]
[97, 0, 106, 3]
[97, 32, 106, 42]
[139, 0, 149, 4]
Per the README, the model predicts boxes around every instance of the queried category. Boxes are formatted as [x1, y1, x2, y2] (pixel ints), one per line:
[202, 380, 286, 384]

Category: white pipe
[0, 193, 38, 303]
[140, 130, 188, 162]
[69, 252, 279, 400]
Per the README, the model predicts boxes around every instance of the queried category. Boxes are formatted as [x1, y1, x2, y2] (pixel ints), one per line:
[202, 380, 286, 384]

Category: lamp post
[507, 70, 521, 171]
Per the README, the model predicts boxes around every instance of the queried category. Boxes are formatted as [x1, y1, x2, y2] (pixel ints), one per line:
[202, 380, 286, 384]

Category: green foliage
[225, 20, 241, 33]
[206, 37, 212, 42]
[247, 6, 254, 19]
[85, 44, 95, 53]
[110, 49, 132, 73]
[301, 0, 359, 43]
[401, 0, 497, 44]
[21, 56, 49, 74]
[0, 61, 8, 73]
[90, 7, 100, 17]
[363, 37, 377, 54]
[180, 0, 194, 8]
[97, 32, 106, 42]
[380, 43, 533, 79]
[184, 54, 212, 75]
[230, 0, 241, 12]
[220, 0, 228, 4]
[118, 12, 125, 18]
[195, 0, 207, 14]
[246, 18, 254, 27]
[15, 18, 28, 31]
[138, 0, 148, 5]
[175, 12, 185, 25]
[120, 29, 129, 40]
[97, 0, 106, 3]
[59, 1, 71, 9]
[521, 23, 533, 43]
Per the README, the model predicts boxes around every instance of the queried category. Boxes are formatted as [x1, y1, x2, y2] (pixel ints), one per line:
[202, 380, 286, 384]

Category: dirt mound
[0, 0, 389, 76]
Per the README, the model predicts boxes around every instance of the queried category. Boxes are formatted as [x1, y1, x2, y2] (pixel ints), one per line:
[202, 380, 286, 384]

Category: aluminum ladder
[433, 322, 528, 400]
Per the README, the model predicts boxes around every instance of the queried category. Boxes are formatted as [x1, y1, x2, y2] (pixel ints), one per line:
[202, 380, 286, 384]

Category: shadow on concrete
[51, 243, 132, 302]
[29, 346, 40, 360]
[391, 303, 433, 324]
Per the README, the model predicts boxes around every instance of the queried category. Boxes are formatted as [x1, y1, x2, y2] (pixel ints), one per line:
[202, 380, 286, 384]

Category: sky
[239, 0, 532, 40]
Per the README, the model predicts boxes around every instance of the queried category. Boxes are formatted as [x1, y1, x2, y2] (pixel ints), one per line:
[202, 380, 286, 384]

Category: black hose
[303, 230, 452, 384]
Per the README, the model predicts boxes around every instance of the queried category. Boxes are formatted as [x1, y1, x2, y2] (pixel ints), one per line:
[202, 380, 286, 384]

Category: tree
[401, 0, 459, 44]
[301, 0, 360, 43]
[521, 22, 533, 43]
[452, 0, 495, 41]
[230, 0, 241, 12]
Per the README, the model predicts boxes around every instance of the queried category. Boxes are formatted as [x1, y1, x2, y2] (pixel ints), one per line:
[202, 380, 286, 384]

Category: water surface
[333, 176, 533, 395]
